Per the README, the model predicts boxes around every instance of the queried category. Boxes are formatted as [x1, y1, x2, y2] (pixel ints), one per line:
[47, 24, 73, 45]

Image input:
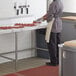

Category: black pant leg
[47, 32, 57, 64]
[56, 33, 61, 64]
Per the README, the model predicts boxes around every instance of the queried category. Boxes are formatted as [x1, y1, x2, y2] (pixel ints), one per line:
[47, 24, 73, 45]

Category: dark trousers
[47, 32, 61, 64]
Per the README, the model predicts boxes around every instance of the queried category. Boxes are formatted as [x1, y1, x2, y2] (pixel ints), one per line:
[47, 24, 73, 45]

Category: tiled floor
[0, 57, 49, 76]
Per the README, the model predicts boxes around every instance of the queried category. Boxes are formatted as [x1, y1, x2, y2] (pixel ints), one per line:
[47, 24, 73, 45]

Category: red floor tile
[18, 65, 59, 76]
[4, 65, 59, 76]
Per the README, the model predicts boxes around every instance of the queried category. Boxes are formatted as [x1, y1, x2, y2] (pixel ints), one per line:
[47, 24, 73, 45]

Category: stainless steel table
[0, 21, 47, 70]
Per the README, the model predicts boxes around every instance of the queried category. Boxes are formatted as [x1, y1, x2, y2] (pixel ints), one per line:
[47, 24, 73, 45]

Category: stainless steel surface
[59, 43, 76, 76]
[36, 48, 48, 51]
[58, 44, 64, 76]
[62, 46, 76, 76]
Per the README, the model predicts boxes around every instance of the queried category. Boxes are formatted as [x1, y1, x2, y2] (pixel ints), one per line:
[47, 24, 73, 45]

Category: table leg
[14, 32, 18, 71]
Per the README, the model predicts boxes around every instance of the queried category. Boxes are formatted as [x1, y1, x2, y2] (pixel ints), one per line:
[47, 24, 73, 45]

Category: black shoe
[46, 62, 58, 66]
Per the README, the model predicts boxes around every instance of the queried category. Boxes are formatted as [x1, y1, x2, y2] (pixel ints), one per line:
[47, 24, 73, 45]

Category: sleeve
[47, 3, 55, 22]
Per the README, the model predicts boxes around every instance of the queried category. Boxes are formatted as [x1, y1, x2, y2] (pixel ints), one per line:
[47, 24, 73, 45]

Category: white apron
[45, 18, 55, 43]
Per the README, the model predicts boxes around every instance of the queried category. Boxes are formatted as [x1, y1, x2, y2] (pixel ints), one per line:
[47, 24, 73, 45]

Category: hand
[42, 14, 47, 20]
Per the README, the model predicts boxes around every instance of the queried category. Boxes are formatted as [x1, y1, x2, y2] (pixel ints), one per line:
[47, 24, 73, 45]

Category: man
[43, 0, 63, 66]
